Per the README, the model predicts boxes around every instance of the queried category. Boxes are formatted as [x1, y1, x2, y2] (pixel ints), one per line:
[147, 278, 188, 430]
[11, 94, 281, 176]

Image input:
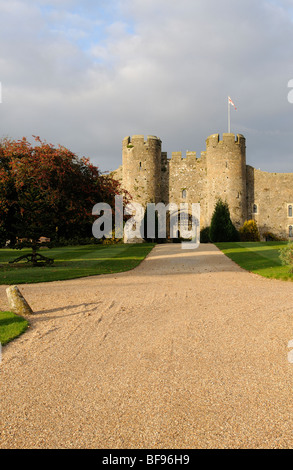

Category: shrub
[209, 199, 239, 242]
[49, 237, 101, 247]
[102, 230, 122, 245]
[279, 243, 293, 272]
[263, 231, 285, 242]
[200, 226, 211, 243]
[239, 220, 260, 242]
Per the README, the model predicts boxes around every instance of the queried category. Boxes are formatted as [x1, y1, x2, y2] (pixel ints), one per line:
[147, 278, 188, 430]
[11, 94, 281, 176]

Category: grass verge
[215, 241, 293, 281]
[0, 311, 29, 346]
[0, 243, 155, 285]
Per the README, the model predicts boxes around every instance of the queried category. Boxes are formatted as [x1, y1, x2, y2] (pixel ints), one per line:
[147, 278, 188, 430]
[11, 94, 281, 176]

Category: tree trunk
[31, 243, 38, 266]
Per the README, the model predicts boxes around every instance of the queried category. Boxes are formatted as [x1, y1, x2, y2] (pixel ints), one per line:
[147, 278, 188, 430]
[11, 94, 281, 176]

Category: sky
[1, 0, 293, 173]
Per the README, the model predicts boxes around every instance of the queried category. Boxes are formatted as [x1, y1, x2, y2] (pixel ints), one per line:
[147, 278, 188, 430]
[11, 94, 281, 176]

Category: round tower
[122, 135, 162, 207]
[206, 133, 247, 228]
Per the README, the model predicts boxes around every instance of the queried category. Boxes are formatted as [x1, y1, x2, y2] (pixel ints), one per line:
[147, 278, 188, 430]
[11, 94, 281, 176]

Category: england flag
[228, 96, 237, 110]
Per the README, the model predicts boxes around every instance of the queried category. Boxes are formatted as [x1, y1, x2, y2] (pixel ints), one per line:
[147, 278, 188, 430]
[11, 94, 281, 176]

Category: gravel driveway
[1, 243, 293, 449]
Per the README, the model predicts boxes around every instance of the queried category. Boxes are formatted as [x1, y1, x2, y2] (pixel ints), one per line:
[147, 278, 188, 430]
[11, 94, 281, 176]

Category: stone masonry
[112, 133, 293, 240]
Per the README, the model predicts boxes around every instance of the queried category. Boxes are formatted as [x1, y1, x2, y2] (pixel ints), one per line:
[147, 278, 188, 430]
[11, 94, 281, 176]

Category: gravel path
[1, 243, 293, 449]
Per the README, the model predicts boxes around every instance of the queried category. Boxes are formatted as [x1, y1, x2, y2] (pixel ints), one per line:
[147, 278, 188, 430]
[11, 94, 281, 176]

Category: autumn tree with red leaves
[0, 136, 128, 264]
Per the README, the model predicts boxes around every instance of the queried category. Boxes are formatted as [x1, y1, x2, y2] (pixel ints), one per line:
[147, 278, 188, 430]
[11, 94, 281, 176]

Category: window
[182, 190, 187, 199]
[288, 205, 293, 218]
[253, 204, 258, 214]
[289, 226, 293, 238]
[139, 162, 142, 171]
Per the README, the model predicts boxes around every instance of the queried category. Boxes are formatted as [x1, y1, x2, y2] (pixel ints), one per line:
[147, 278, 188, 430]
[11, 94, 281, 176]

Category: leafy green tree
[0, 136, 128, 263]
[209, 198, 239, 242]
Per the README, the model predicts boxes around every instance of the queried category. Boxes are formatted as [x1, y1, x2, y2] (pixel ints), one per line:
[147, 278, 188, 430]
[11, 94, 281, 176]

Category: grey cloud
[0, 0, 293, 174]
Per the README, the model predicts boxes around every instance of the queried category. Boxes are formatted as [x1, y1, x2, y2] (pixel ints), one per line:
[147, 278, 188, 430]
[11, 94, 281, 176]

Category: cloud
[0, 0, 293, 174]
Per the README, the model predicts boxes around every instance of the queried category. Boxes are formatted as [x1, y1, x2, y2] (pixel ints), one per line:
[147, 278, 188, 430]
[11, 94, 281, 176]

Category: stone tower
[122, 135, 162, 207]
[205, 133, 247, 228]
[112, 131, 293, 241]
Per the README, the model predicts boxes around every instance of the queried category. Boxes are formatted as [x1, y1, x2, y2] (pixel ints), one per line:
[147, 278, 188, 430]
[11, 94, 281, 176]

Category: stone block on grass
[6, 285, 33, 315]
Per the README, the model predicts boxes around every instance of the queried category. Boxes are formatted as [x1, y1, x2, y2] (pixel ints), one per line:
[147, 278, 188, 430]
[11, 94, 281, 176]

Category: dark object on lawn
[9, 253, 54, 267]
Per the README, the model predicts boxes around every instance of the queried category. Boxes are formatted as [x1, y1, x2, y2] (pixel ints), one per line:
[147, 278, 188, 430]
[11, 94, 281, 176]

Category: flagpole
[228, 96, 230, 133]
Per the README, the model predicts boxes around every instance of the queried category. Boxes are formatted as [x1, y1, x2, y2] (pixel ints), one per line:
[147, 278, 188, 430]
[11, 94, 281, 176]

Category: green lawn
[0, 243, 155, 285]
[215, 241, 293, 281]
[0, 311, 29, 346]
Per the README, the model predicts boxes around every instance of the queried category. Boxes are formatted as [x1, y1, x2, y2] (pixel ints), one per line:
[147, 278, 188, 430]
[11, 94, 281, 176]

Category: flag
[228, 96, 237, 110]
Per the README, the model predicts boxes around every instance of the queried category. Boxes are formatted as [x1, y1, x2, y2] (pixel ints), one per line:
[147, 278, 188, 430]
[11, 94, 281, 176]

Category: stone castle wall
[122, 135, 162, 206]
[205, 133, 247, 228]
[161, 150, 208, 226]
[246, 166, 293, 239]
[112, 133, 293, 240]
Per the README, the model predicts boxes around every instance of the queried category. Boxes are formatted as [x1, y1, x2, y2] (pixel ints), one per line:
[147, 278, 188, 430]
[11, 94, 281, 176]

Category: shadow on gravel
[33, 302, 101, 320]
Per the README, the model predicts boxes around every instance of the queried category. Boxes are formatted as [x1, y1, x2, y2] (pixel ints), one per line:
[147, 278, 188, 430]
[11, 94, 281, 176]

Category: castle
[112, 133, 293, 240]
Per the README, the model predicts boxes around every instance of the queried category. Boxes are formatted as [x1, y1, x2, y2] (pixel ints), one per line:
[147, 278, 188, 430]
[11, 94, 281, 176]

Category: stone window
[139, 162, 142, 171]
[182, 190, 187, 199]
[253, 204, 258, 214]
[290, 226, 293, 238]
[288, 205, 293, 218]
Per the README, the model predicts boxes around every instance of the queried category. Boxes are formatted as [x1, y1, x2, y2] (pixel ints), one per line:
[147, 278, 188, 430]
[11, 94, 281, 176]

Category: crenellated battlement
[123, 133, 245, 165]
[171, 151, 182, 163]
[170, 151, 202, 163]
[206, 133, 245, 150]
[123, 135, 161, 148]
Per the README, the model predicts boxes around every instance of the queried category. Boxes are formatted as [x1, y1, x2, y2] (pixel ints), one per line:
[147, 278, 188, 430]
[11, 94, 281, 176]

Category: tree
[0, 143, 18, 246]
[209, 198, 239, 242]
[0, 136, 128, 263]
